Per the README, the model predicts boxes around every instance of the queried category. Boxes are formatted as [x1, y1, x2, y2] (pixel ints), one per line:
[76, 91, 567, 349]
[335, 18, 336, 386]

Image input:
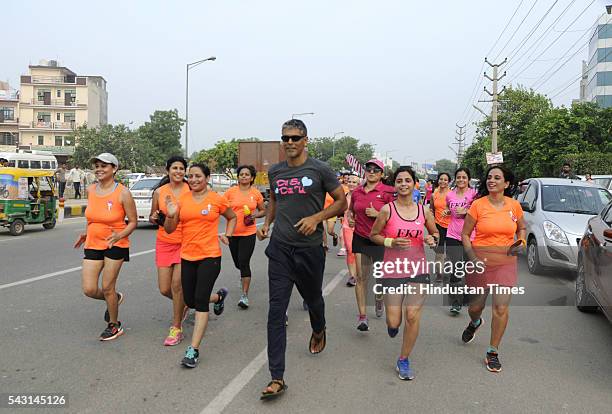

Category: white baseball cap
[90, 153, 119, 167]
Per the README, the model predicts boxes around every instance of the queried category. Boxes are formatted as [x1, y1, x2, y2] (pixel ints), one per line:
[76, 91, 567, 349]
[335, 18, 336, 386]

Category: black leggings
[228, 234, 256, 278]
[445, 238, 466, 306]
[181, 257, 221, 312]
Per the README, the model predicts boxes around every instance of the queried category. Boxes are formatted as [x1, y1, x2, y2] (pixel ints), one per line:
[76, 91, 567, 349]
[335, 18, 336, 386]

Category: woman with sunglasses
[349, 159, 395, 330]
[444, 167, 477, 315]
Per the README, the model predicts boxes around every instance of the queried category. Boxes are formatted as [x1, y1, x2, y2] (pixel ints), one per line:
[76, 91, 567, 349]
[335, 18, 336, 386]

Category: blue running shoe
[387, 326, 399, 338]
[181, 346, 199, 368]
[396, 358, 414, 380]
[213, 288, 228, 316]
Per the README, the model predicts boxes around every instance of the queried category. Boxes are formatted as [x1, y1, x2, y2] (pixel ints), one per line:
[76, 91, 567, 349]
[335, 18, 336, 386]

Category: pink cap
[365, 159, 384, 170]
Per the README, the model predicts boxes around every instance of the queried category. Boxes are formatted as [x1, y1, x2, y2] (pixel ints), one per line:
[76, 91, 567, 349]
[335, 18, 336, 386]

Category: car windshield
[542, 185, 612, 215]
[130, 179, 160, 190]
[593, 177, 611, 188]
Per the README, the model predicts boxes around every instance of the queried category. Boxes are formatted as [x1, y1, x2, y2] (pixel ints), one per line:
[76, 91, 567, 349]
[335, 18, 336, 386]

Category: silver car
[129, 177, 163, 223]
[517, 178, 612, 275]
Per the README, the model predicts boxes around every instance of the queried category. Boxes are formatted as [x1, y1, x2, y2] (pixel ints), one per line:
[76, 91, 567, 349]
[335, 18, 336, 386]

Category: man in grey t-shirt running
[257, 119, 347, 399]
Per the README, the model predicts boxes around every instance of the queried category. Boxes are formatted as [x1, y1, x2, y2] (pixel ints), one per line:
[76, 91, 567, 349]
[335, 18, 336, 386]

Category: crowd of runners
[74, 118, 526, 399]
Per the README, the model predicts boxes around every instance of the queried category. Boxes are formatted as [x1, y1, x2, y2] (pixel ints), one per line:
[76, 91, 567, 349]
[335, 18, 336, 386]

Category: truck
[238, 141, 286, 200]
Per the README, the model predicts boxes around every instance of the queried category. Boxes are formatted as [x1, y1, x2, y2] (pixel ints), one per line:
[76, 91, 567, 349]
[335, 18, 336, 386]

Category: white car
[129, 177, 162, 223]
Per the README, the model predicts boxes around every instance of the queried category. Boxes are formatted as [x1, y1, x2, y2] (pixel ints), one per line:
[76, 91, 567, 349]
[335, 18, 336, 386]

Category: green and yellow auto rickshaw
[0, 167, 58, 236]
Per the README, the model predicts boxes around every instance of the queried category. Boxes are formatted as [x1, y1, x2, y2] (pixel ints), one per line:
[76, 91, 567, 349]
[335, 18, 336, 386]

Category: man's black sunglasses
[281, 135, 306, 143]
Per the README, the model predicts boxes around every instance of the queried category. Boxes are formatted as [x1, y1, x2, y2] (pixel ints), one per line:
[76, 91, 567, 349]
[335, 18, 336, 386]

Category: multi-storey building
[584, 5, 612, 107]
[18, 60, 107, 157]
[0, 82, 19, 152]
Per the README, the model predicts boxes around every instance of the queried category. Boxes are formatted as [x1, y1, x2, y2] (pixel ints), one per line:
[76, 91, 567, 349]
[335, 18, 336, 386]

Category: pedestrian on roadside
[349, 159, 395, 330]
[444, 168, 477, 315]
[69, 165, 84, 199]
[370, 166, 439, 380]
[461, 165, 526, 373]
[55, 163, 67, 198]
[164, 163, 236, 368]
[559, 162, 578, 179]
[223, 164, 266, 309]
[343, 172, 361, 286]
[585, 173, 593, 182]
[149, 156, 190, 346]
[74, 153, 137, 341]
[431, 173, 451, 284]
[257, 119, 346, 399]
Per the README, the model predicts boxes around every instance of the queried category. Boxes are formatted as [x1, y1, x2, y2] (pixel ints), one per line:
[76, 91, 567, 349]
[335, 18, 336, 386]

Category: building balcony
[0, 117, 19, 125]
[21, 98, 86, 108]
[20, 75, 87, 86]
[19, 121, 76, 130]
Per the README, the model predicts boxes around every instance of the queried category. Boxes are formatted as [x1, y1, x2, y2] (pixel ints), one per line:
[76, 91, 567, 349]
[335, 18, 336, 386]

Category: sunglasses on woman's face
[366, 167, 383, 173]
[281, 135, 306, 143]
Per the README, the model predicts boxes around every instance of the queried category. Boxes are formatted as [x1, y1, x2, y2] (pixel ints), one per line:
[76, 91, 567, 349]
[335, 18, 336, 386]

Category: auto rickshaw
[0, 167, 58, 236]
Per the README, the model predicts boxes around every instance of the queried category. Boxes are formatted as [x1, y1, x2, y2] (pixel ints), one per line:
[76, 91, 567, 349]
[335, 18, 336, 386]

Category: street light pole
[331, 131, 344, 158]
[185, 56, 216, 158]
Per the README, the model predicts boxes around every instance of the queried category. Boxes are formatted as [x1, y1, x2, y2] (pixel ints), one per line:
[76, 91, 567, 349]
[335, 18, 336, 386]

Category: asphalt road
[0, 220, 611, 413]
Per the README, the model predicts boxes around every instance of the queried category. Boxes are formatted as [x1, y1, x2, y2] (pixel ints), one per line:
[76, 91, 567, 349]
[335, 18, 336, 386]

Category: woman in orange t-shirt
[223, 165, 265, 309]
[74, 153, 137, 342]
[164, 163, 237, 369]
[460, 165, 526, 374]
[149, 156, 190, 346]
[431, 172, 451, 281]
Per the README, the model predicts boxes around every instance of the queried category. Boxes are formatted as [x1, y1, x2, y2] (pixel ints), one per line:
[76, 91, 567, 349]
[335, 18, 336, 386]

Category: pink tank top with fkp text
[382, 202, 427, 278]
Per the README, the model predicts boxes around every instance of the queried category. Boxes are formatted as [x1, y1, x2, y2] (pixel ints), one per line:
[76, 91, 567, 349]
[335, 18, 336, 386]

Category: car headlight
[543, 220, 569, 245]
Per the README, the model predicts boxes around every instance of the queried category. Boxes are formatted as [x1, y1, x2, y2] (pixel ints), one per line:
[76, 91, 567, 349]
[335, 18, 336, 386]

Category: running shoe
[181, 346, 199, 368]
[104, 292, 124, 323]
[357, 315, 369, 332]
[346, 276, 356, 287]
[238, 294, 249, 309]
[99, 322, 124, 341]
[182, 306, 190, 324]
[450, 303, 461, 315]
[396, 358, 414, 380]
[302, 300, 308, 311]
[285, 313, 289, 326]
[213, 288, 229, 316]
[332, 234, 339, 246]
[337, 248, 347, 257]
[387, 326, 399, 338]
[164, 326, 184, 346]
[485, 351, 502, 373]
[375, 297, 384, 318]
[462, 318, 483, 344]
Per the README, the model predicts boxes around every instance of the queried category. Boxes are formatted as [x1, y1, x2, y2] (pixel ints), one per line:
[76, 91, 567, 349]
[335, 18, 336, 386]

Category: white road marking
[200, 269, 348, 414]
[0, 236, 31, 243]
[0, 249, 155, 291]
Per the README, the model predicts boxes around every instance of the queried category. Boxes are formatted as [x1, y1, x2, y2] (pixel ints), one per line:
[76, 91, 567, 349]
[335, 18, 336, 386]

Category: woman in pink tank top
[370, 166, 439, 380]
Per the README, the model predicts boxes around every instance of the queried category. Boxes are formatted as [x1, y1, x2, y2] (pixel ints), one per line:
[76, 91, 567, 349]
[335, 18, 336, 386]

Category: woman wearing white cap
[74, 153, 137, 341]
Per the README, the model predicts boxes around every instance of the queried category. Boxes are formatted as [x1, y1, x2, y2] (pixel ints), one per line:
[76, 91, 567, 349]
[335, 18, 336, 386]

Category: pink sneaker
[337, 248, 347, 257]
[164, 327, 184, 346]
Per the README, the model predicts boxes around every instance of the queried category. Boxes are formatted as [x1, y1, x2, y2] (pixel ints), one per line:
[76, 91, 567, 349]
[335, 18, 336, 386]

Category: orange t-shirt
[85, 183, 129, 250]
[157, 182, 190, 244]
[468, 196, 524, 265]
[324, 193, 334, 209]
[432, 189, 450, 228]
[178, 191, 229, 261]
[223, 186, 263, 237]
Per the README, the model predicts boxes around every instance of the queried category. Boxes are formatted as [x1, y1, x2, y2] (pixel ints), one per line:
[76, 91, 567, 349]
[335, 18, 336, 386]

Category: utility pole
[481, 58, 506, 154]
[455, 123, 466, 166]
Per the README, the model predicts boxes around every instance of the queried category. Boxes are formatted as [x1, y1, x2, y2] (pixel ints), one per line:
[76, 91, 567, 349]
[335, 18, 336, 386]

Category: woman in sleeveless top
[149, 156, 191, 346]
[370, 166, 438, 381]
[74, 153, 137, 341]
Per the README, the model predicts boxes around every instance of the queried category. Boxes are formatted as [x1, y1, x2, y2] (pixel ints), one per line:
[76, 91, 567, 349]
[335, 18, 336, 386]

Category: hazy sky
[2, 0, 608, 166]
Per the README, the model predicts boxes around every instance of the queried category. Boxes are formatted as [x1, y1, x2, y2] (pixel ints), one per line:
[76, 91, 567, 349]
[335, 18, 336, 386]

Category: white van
[0, 151, 58, 170]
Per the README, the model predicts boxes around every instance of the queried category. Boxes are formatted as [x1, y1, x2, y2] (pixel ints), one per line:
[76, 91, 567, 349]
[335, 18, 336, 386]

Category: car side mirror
[520, 202, 532, 212]
[604, 229, 612, 239]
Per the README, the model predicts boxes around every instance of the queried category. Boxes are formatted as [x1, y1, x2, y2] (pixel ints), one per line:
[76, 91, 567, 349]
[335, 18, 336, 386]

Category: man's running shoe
[181, 346, 199, 368]
[337, 248, 347, 257]
[164, 326, 184, 346]
[104, 292, 124, 323]
[99, 322, 124, 341]
[213, 288, 228, 316]
[485, 351, 502, 373]
[462, 318, 483, 344]
[375, 297, 384, 318]
[396, 358, 414, 380]
[346, 276, 356, 287]
[238, 294, 249, 309]
[357, 315, 369, 332]
[450, 303, 461, 315]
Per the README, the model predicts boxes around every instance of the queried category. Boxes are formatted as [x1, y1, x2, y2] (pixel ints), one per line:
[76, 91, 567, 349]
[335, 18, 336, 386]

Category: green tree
[71, 124, 153, 171]
[434, 159, 457, 175]
[191, 138, 262, 178]
[307, 136, 374, 170]
[137, 109, 184, 165]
